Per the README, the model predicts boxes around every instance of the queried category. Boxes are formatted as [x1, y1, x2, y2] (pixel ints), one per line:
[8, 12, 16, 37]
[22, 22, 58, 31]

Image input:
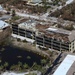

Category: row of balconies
[12, 24, 70, 51]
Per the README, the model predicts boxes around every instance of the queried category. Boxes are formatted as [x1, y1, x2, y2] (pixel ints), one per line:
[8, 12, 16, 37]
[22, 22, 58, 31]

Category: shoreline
[11, 38, 50, 59]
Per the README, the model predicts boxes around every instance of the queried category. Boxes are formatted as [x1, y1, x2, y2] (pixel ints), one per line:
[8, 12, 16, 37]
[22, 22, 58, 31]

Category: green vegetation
[23, 63, 29, 69]
[27, 56, 31, 59]
[0, 65, 4, 71]
[22, 39, 27, 43]
[50, 2, 75, 21]
[41, 59, 47, 66]
[12, 16, 20, 20]
[4, 62, 9, 69]
[12, 10, 16, 16]
[17, 38, 21, 42]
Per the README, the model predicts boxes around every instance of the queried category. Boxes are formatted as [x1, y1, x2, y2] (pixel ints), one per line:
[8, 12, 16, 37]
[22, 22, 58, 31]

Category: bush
[22, 39, 27, 43]
[12, 16, 20, 20]
[17, 38, 21, 41]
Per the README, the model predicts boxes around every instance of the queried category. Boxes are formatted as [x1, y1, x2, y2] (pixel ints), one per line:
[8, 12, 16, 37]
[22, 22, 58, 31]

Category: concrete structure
[53, 54, 75, 75]
[11, 19, 75, 52]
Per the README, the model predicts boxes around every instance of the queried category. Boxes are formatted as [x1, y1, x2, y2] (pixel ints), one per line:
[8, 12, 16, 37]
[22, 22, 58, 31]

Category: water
[0, 45, 43, 69]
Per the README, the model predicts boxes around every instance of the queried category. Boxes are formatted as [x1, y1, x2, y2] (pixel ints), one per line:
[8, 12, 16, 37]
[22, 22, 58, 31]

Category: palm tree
[0, 65, 4, 72]
[27, 56, 31, 59]
[23, 63, 29, 69]
[17, 61, 22, 71]
[10, 65, 17, 70]
[4, 62, 8, 70]
[42, 0, 47, 11]
[18, 61, 22, 67]
[41, 59, 47, 66]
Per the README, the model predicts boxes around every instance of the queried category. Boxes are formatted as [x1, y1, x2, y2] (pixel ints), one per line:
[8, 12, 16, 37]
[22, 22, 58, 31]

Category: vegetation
[41, 59, 47, 66]
[27, 56, 31, 59]
[23, 63, 29, 69]
[12, 16, 20, 21]
[12, 10, 16, 16]
[22, 39, 27, 43]
[0, 0, 22, 5]
[17, 38, 21, 42]
[50, 2, 75, 21]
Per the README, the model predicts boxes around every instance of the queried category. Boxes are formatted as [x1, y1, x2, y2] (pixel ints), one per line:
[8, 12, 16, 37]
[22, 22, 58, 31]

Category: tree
[27, 56, 31, 59]
[41, 59, 47, 66]
[0, 65, 4, 71]
[10, 65, 17, 70]
[4, 62, 8, 69]
[42, 0, 48, 12]
[12, 10, 16, 16]
[18, 61, 22, 67]
[23, 63, 29, 69]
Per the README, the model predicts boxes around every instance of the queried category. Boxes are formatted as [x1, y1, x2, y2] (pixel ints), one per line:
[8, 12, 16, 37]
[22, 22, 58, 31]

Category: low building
[11, 19, 75, 52]
[53, 54, 75, 75]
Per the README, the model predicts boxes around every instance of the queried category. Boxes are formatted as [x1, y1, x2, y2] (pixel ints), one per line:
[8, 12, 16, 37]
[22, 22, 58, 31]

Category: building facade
[11, 20, 75, 52]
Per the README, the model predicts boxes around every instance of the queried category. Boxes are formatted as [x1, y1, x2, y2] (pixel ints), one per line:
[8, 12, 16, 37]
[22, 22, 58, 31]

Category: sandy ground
[11, 38, 50, 58]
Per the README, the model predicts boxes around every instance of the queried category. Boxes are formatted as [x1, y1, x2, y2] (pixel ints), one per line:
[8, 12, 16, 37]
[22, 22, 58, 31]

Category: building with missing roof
[11, 19, 75, 52]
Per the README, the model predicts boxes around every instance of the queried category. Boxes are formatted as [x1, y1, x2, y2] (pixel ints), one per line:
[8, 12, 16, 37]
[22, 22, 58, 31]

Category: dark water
[0, 45, 43, 69]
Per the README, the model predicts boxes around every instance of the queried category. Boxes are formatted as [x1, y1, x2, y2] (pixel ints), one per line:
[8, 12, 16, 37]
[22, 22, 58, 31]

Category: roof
[0, 20, 9, 29]
[67, 61, 75, 75]
[53, 54, 75, 75]
[47, 27, 71, 35]
[42, 27, 75, 42]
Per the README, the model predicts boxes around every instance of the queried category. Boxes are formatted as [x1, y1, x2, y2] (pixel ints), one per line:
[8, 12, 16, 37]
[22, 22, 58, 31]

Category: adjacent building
[53, 54, 75, 75]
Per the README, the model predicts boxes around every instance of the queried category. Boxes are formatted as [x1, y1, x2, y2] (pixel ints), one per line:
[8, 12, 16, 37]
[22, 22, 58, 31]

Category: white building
[53, 54, 75, 75]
